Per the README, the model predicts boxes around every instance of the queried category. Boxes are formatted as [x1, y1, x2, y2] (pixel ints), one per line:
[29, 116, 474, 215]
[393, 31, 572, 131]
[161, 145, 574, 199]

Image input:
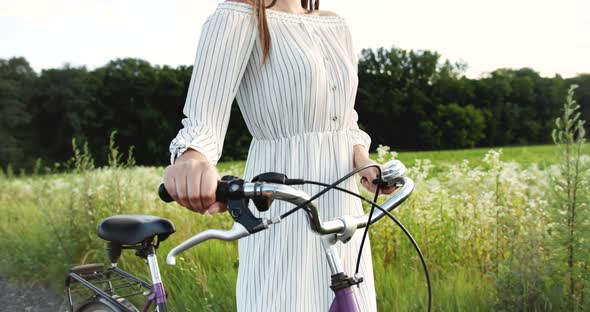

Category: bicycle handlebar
[160, 163, 414, 265]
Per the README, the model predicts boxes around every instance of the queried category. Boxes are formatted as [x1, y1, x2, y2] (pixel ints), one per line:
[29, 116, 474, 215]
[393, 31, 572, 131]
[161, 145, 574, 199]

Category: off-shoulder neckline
[218, 1, 347, 24]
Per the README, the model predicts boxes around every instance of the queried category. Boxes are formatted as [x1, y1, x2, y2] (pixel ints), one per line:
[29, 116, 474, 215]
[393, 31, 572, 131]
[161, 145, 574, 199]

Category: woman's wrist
[175, 148, 208, 164]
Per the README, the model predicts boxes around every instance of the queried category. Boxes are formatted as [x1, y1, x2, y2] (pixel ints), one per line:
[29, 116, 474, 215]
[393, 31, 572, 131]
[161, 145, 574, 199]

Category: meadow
[0, 140, 588, 311]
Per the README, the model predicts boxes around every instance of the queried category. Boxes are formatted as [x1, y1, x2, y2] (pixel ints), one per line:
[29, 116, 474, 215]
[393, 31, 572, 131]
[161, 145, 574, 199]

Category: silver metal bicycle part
[378, 159, 408, 188]
[167, 222, 249, 265]
[166, 177, 414, 264]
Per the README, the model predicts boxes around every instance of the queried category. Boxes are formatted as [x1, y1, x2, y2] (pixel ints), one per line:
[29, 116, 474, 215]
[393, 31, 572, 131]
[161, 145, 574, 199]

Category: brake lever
[225, 198, 282, 235]
[167, 195, 281, 265]
[226, 198, 268, 234]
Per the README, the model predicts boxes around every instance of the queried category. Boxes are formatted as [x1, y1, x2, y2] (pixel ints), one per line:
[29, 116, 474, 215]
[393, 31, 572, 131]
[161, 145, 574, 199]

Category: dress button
[331, 85, 337, 91]
[332, 116, 338, 121]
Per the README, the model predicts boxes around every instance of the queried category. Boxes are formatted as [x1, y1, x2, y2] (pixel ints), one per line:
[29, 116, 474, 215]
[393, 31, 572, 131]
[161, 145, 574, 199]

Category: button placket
[319, 32, 338, 124]
[302, 20, 339, 125]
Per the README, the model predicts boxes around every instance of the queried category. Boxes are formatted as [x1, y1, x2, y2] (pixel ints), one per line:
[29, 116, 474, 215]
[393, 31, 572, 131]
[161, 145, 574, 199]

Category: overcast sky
[1, 0, 588, 78]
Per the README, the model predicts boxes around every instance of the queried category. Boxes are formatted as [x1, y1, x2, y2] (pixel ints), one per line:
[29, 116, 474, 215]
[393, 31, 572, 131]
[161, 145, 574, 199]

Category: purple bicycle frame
[329, 287, 362, 312]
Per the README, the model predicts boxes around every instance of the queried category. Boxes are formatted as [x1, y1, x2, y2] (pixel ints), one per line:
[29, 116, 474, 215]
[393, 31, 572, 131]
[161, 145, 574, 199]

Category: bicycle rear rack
[65, 263, 151, 312]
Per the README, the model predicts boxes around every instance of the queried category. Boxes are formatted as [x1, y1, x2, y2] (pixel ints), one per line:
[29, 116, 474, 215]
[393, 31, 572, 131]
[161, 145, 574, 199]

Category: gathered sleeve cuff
[169, 5, 257, 165]
[349, 109, 372, 152]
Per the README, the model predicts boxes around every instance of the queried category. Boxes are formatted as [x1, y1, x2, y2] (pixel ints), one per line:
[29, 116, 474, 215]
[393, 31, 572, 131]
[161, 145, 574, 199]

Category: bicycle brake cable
[355, 175, 382, 275]
[287, 176, 433, 312]
[279, 164, 383, 277]
[305, 180, 432, 311]
[279, 164, 383, 219]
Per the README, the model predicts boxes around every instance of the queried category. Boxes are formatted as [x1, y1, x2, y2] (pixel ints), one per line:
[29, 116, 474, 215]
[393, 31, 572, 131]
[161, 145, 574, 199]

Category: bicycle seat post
[145, 244, 167, 309]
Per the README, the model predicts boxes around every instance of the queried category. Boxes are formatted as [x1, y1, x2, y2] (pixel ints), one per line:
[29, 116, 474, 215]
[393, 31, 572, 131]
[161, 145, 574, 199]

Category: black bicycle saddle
[97, 214, 176, 245]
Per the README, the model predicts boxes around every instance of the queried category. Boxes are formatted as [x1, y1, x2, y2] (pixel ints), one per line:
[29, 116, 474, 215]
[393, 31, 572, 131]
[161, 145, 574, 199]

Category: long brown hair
[246, 0, 320, 64]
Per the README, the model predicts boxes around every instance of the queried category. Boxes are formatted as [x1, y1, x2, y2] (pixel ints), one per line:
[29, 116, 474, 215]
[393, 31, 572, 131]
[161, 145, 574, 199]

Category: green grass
[393, 144, 586, 168]
[0, 144, 587, 311]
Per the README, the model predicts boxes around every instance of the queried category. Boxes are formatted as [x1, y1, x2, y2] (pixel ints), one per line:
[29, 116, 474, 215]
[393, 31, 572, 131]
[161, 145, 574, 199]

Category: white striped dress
[169, 1, 377, 311]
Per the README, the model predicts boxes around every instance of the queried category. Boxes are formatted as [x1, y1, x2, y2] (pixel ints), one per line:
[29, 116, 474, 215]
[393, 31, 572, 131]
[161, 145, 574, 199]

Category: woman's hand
[353, 145, 398, 195]
[162, 149, 227, 214]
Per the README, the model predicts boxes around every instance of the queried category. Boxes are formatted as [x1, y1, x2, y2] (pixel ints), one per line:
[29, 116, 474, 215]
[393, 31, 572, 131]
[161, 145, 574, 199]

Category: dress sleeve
[168, 7, 257, 165]
[343, 23, 372, 152]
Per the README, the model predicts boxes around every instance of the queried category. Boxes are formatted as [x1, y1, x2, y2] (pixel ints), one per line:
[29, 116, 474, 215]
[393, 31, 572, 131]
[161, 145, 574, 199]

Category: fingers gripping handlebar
[158, 175, 237, 204]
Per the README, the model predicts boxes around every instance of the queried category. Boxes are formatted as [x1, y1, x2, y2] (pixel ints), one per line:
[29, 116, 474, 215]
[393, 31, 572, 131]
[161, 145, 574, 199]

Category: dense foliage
[1, 49, 588, 171]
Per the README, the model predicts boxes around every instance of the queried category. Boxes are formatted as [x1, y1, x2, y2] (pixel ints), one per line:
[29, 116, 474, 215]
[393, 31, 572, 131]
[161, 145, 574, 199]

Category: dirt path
[0, 277, 64, 311]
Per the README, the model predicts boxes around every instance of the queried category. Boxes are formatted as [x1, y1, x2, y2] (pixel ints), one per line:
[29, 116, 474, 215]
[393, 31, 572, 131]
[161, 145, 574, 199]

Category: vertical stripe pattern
[169, 2, 376, 311]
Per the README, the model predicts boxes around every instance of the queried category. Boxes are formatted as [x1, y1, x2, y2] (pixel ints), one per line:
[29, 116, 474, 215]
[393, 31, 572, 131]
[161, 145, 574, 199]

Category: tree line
[1, 47, 588, 171]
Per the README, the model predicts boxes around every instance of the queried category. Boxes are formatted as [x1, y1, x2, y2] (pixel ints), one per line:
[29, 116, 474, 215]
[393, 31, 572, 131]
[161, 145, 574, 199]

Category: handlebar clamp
[336, 215, 358, 243]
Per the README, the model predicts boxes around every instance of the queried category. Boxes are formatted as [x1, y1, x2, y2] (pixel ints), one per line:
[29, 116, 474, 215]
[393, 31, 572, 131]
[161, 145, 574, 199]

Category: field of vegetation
[0, 138, 587, 311]
[0, 88, 588, 311]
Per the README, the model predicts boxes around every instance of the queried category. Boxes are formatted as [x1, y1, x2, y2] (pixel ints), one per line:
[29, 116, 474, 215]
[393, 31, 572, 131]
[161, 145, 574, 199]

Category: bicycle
[64, 160, 430, 311]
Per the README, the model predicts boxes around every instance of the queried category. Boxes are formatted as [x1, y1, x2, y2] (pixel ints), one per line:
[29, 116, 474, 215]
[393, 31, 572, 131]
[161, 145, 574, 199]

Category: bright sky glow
[1, 0, 588, 78]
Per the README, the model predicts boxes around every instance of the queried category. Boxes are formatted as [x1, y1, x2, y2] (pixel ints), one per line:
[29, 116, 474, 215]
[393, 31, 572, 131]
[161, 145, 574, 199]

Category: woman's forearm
[353, 144, 372, 169]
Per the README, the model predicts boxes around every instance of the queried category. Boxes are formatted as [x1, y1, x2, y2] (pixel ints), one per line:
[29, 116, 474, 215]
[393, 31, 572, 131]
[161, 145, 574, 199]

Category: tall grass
[548, 84, 589, 311]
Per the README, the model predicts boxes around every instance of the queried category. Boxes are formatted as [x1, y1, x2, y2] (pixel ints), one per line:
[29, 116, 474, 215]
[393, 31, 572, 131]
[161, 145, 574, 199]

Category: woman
[162, 0, 396, 310]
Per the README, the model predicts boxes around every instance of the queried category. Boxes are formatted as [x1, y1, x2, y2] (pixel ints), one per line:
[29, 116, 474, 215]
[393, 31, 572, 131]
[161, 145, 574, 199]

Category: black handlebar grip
[158, 183, 175, 203]
[158, 181, 229, 203]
